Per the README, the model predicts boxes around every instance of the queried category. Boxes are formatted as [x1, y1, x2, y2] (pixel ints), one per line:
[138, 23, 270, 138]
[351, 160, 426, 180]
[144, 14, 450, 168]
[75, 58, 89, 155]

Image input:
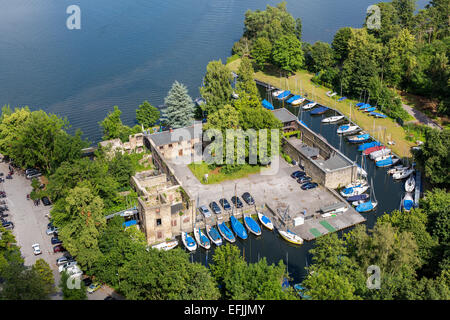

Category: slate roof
[147, 122, 202, 147]
[272, 108, 298, 124]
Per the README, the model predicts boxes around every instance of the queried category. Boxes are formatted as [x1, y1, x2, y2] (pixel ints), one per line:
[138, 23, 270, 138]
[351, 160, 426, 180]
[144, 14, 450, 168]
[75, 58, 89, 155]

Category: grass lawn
[228, 58, 416, 158]
[188, 162, 263, 184]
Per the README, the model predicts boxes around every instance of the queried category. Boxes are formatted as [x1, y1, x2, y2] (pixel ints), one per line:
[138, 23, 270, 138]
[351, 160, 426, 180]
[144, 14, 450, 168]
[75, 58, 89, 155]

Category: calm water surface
[0, 0, 426, 283]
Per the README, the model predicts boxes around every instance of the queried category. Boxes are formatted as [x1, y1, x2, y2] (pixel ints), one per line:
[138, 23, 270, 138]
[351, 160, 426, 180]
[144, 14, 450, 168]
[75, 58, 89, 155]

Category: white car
[59, 261, 77, 273]
[66, 265, 83, 277]
[32, 243, 42, 255]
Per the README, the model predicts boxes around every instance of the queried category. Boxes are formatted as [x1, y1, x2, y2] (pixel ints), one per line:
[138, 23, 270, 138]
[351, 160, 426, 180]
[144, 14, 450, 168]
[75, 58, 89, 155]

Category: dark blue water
[1, 0, 424, 284]
[0, 0, 428, 142]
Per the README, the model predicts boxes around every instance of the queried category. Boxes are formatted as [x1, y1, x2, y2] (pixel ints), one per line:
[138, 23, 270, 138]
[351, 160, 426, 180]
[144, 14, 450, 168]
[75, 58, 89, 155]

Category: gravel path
[402, 103, 442, 130]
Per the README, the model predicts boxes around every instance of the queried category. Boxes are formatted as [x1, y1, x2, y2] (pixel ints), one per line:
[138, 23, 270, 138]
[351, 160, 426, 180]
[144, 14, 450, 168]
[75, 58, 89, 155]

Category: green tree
[235, 56, 259, 99]
[200, 60, 233, 115]
[295, 17, 302, 41]
[59, 271, 87, 300]
[272, 34, 304, 73]
[108, 151, 135, 190]
[420, 188, 450, 244]
[392, 0, 416, 28]
[164, 81, 195, 129]
[32, 259, 55, 297]
[251, 37, 272, 70]
[303, 268, 361, 300]
[136, 101, 160, 129]
[308, 41, 334, 73]
[331, 27, 353, 64]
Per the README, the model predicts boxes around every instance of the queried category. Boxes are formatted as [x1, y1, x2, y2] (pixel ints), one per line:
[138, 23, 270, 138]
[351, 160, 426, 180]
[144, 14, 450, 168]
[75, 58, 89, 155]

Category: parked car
[41, 196, 51, 206]
[209, 201, 221, 215]
[87, 282, 102, 294]
[291, 170, 306, 179]
[301, 182, 318, 190]
[59, 261, 77, 273]
[104, 295, 116, 300]
[46, 226, 58, 235]
[25, 168, 40, 175]
[198, 205, 211, 218]
[26, 172, 42, 179]
[231, 196, 243, 208]
[297, 176, 312, 184]
[241, 192, 255, 205]
[32, 243, 42, 255]
[2, 221, 14, 230]
[47, 221, 54, 229]
[0, 212, 8, 218]
[51, 236, 62, 245]
[53, 244, 65, 253]
[219, 198, 231, 211]
[56, 256, 75, 266]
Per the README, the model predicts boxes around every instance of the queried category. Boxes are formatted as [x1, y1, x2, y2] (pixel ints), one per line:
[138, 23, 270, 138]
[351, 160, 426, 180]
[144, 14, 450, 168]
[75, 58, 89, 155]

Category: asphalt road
[1, 162, 121, 300]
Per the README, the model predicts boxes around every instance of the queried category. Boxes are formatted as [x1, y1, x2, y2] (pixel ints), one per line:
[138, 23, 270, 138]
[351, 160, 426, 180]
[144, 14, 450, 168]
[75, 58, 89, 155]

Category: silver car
[198, 205, 211, 218]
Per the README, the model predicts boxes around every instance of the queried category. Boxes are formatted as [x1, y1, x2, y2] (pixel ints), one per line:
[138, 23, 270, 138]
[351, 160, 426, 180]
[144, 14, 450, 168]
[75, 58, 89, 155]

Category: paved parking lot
[0, 162, 119, 300]
[168, 156, 340, 219]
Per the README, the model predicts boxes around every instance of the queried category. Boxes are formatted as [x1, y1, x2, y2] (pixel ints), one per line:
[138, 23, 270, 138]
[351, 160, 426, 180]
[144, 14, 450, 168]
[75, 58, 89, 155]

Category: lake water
[1, 0, 425, 284]
[0, 0, 427, 142]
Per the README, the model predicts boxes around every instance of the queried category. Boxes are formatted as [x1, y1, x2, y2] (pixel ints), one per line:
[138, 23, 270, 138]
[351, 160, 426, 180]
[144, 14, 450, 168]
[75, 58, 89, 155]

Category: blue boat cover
[365, 107, 376, 112]
[218, 222, 235, 241]
[376, 157, 393, 167]
[286, 95, 301, 103]
[338, 125, 349, 131]
[338, 97, 347, 101]
[208, 226, 221, 241]
[122, 220, 137, 228]
[370, 112, 387, 118]
[262, 99, 274, 110]
[347, 194, 369, 202]
[310, 106, 329, 115]
[185, 233, 196, 247]
[261, 214, 271, 225]
[403, 199, 414, 211]
[358, 141, 381, 151]
[199, 229, 210, 246]
[244, 216, 261, 234]
[356, 102, 364, 107]
[356, 201, 374, 212]
[230, 216, 248, 240]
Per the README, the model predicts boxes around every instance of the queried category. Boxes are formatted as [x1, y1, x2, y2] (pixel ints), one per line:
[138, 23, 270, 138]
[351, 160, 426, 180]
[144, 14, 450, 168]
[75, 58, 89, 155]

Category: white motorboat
[370, 148, 391, 160]
[151, 240, 178, 251]
[302, 102, 317, 110]
[291, 97, 306, 105]
[404, 175, 415, 193]
[322, 115, 345, 123]
[337, 124, 361, 134]
[393, 168, 414, 180]
[272, 89, 284, 97]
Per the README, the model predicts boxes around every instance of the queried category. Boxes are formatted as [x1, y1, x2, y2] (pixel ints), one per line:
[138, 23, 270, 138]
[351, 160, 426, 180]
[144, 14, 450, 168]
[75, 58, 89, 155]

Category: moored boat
[310, 106, 329, 115]
[340, 184, 369, 197]
[369, 148, 391, 160]
[217, 221, 236, 243]
[358, 141, 381, 152]
[230, 216, 248, 240]
[257, 212, 274, 231]
[151, 240, 178, 251]
[405, 175, 415, 193]
[392, 168, 414, 180]
[346, 194, 369, 202]
[302, 102, 317, 110]
[193, 227, 211, 250]
[402, 193, 414, 211]
[291, 97, 306, 105]
[356, 200, 378, 212]
[205, 224, 223, 246]
[243, 215, 262, 236]
[337, 124, 361, 135]
[375, 156, 399, 167]
[363, 145, 385, 155]
[279, 229, 303, 245]
[272, 89, 284, 97]
[181, 232, 197, 252]
[277, 90, 291, 100]
[322, 115, 345, 123]
[347, 133, 370, 143]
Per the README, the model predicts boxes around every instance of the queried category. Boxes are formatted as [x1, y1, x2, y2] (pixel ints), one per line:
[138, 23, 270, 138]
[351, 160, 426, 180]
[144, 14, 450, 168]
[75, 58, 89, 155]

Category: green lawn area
[129, 151, 153, 172]
[228, 58, 416, 158]
[188, 162, 263, 184]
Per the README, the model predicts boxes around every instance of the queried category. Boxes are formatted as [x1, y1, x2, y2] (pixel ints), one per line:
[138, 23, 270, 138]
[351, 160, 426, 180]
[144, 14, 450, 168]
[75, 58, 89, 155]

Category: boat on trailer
[217, 221, 236, 243]
[193, 227, 211, 250]
[181, 232, 197, 252]
[279, 229, 303, 245]
[243, 214, 262, 236]
[322, 115, 345, 123]
[205, 224, 223, 246]
[257, 212, 274, 230]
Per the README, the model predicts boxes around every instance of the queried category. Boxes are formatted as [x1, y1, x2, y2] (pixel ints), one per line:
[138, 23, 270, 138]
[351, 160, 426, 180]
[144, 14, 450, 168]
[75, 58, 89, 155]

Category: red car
[53, 244, 65, 253]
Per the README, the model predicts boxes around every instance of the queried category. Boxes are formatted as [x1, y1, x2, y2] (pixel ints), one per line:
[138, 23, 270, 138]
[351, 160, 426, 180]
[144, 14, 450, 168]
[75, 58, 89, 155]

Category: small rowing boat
[151, 240, 178, 251]
[181, 232, 197, 252]
[217, 221, 236, 243]
[257, 212, 274, 231]
[206, 224, 223, 246]
[193, 227, 211, 250]
[337, 124, 361, 135]
[230, 216, 248, 240]
[243, 215, 262, 236]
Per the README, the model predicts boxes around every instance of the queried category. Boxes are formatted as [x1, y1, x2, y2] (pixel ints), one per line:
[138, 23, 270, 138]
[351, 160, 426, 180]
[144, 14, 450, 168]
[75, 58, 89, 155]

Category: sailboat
[363, 145, 386, 155]
[336, 124, 361, 135]
[230, 216, 248, 240]
[272, 89, 284, 97]
[347, 133, 370, 143]
[193, 227, 211, 250]
[279, 229, 303, 245]
[387, 165, 408, 175]
[243, 214, 262, 236]
[346, 193, 369, 202]
[375, 156, 400, 167]
[355, 180, 378, 213]
[402, 193, 414, 211]
[205, 224, 223, 246]
[302, 101, 317, 110]
[358, 141, 381, 152]
[291, 96, 306, 105]
[257, 212, 274, 231]
[392, 168, 414, 180]
[340, 183, 369, 197]
[370, 148, 391, 160]
[181, 232, 197, 252]
[217, 220, 236, 243]
[404, 175, 415, 193]
[322, 115, 345, 123]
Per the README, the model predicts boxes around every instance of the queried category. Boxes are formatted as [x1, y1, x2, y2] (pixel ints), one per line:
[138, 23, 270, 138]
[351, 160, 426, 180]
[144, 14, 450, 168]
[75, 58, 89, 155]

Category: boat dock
[414, 170, 421, 208]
